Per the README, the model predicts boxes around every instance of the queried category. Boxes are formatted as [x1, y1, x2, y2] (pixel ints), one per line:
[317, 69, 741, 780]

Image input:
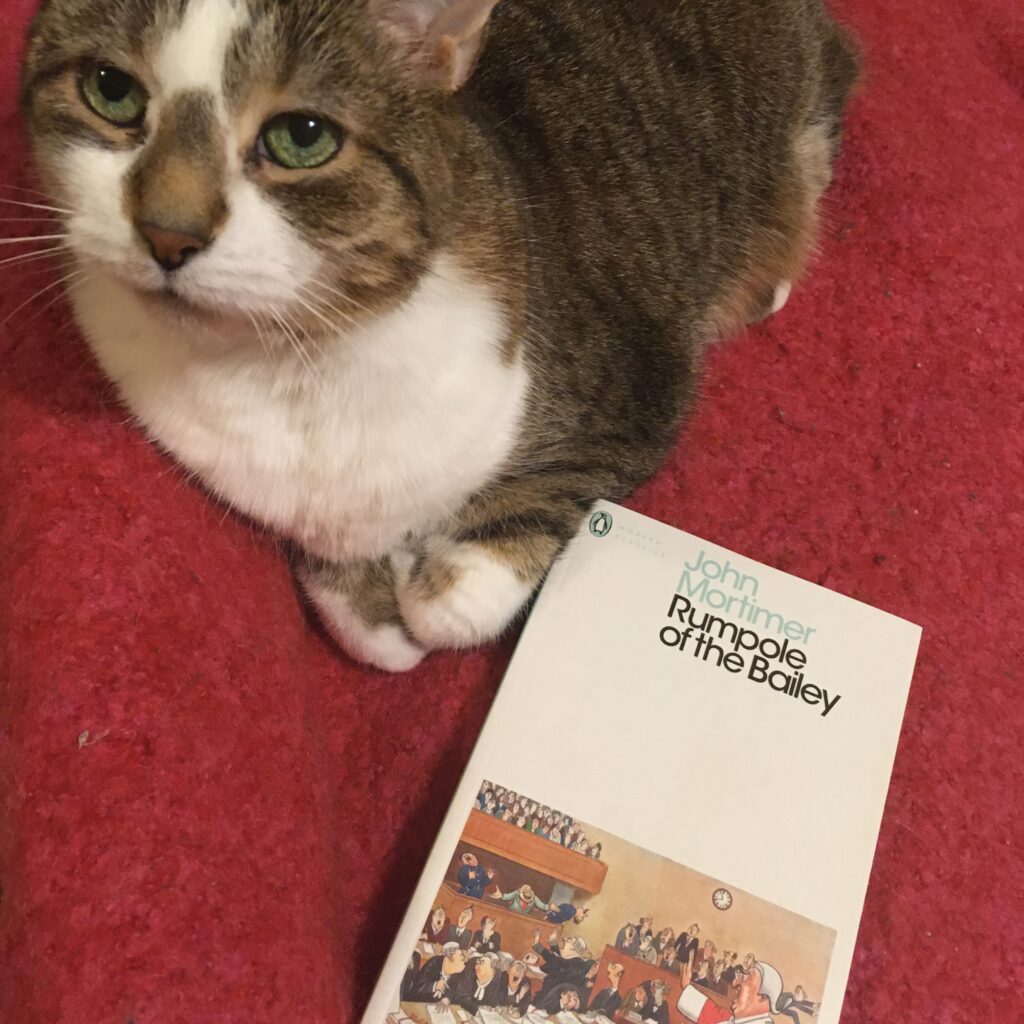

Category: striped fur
[20, 0, 859, 670]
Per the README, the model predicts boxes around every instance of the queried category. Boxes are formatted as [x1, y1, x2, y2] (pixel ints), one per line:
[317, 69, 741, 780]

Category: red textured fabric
[1, 1, 1021, 1021]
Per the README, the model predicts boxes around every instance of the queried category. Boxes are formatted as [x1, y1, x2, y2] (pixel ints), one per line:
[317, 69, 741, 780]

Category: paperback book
[362, 503, 920, 1024]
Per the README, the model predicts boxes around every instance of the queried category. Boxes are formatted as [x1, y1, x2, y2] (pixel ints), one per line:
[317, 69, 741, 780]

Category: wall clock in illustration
[712, 887, 733, 910]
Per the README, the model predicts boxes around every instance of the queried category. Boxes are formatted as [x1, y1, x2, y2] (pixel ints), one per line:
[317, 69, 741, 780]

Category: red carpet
[1, 1, 1021, 1020]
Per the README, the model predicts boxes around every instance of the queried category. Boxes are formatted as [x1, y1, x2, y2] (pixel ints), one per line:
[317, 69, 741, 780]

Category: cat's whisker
[267, 306, 325, 391]
[255, 310, 291, 363]
[288, 314, 327, 375]
[0, 244, 70, 270]
[0, 196, 72, 215]
[16, 270, 90, 330]
[293, 284, 359, 332]
[250, 307, 272, 335]
[245, 310, 274, 360]
[291, 289, 344, 333]
[0, 234, 69, 245]
[0, 267, 86, 330]
[309, 278, 375, 318]
[0, 217, 65, 223]
[274, 300, 325, 354]
[0, 182, 63, 201]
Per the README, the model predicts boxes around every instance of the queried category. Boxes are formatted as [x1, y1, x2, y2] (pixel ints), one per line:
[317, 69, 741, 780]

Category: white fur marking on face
[59, 146, 319, 311]
[172, 179, 323, 311]
[61, 146, 163, 287]
[771, 280, 792, 315]
[396, 543, 535, 650]
[71, 255, 528, 565]
[153, 0, 247, 99]
[300, 573, 426, 673]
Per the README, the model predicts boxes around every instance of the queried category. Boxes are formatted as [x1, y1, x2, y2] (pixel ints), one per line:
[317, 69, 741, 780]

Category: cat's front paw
[770, 280, 792, 315]
[394, 543, 536, 650]
[299, 565, 426, 673]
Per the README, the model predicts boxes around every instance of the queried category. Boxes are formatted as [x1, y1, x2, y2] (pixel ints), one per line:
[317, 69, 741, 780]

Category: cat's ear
[372, 0, 501, 91]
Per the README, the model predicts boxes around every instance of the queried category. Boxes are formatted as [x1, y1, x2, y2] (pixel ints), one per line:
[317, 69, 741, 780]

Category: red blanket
[1, 1, 1021, 1020]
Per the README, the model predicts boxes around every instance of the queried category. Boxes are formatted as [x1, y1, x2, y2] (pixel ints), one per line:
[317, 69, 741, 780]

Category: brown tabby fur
[21, 0, 859, 649]
[393, 0, 860, 619]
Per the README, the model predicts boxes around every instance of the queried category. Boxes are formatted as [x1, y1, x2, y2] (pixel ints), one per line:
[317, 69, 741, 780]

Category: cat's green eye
[80, 62, 148, 126]
[260, 112, 342, 170]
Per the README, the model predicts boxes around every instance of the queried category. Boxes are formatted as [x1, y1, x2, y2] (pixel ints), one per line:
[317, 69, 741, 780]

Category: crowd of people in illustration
[475, 782, 603, 860]
[608, 916, 819, 1023]
[614, 919, 747, 993]
[402, 784, 821, 1023]
[404, 901, 820, 1024]
[453, 852, 591, 930]
[405, 912, 602, 1018]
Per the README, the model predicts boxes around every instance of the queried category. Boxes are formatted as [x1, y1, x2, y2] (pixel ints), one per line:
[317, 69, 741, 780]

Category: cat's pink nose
[137, 222, 209, 272]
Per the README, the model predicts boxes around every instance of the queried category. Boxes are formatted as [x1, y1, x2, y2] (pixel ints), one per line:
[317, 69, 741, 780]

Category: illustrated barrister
[676, 958, 785, 1024]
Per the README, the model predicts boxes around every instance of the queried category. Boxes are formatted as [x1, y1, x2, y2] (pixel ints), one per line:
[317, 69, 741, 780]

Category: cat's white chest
[73, 261, 528, 561]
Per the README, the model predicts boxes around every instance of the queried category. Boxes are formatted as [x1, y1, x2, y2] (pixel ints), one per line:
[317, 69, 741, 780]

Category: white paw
[771, 280, 792, 315]
[396, 545, 535, 650]
[299, 574, 426, 673]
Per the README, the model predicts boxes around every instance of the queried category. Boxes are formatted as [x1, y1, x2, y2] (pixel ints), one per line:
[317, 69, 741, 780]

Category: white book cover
[362, 502, 920, 1024]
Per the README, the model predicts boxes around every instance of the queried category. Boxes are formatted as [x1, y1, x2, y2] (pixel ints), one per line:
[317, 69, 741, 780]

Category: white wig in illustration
[754, 961, 784, 1013]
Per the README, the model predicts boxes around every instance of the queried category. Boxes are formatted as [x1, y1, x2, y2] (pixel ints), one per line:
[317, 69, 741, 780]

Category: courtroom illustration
[390, 781, 835, 1024]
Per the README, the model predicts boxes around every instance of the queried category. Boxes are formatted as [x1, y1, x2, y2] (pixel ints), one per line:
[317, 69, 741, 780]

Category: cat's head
[19, 0, 500, 331]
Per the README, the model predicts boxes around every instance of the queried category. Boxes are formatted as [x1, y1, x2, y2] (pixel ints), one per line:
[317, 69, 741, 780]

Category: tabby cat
[19, 0, 859, 671]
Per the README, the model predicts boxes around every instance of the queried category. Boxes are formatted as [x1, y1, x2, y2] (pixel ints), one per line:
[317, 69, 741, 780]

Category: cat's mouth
[139, 281, 221, 322]
[120, 273, 263, 337]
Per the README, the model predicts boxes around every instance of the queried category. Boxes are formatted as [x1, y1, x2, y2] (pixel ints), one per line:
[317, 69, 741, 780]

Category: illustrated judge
[675, 958, 785, 1024]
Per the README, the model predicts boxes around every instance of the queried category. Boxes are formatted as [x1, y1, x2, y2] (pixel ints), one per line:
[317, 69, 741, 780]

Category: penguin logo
[589, 511, 613, 537]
